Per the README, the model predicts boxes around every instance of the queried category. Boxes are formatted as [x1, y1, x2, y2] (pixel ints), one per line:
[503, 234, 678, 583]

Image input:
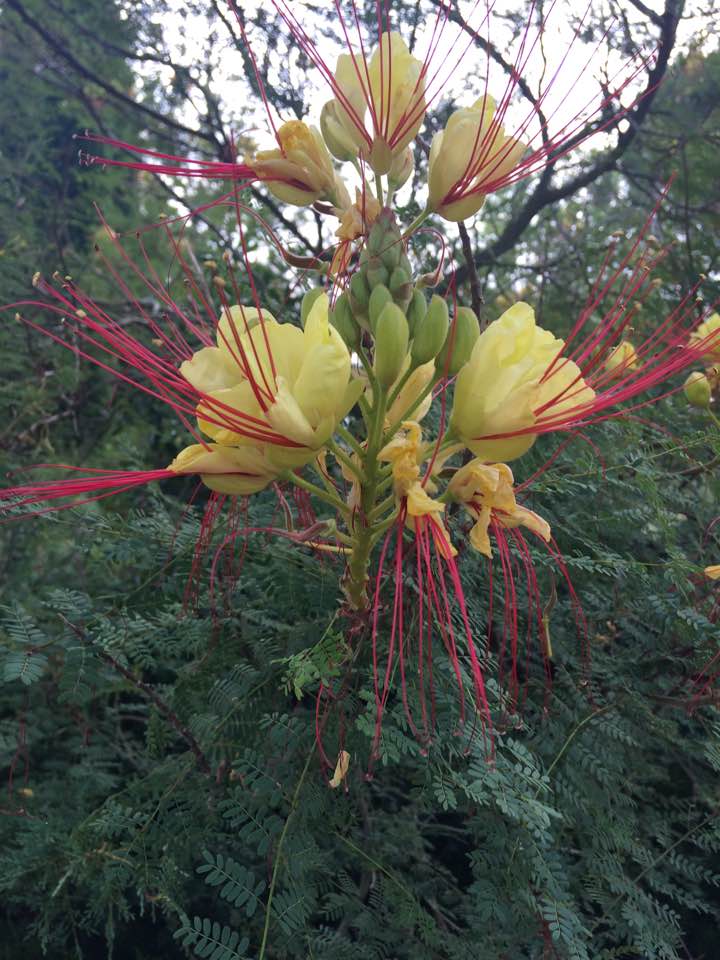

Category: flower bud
[366, 258, 390, 290]
[301, 288, 326, 328]
[604, 340, 638, 378]
[330, 292, 360, 349]
[436, 306, 480, 376]
[388, 147, 414, 191]
[690, 311, 720, 364]
[320, 99, 360, 162]
[369, 284, 393, 332]
[389, 266, 413, 311]
[411, 294, 449, 366]
[349, 271, 370, 310]
[374, 302, 409, 387]
[684, 370, 712, 408]
[406, 289, 427, 338]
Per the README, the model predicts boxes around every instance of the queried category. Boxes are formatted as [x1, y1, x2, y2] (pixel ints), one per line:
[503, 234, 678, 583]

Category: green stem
[345, 392, 387, 609]
[285, 469, 348, 517]
[258, 747, 315, 960]
[386, 363, 414, 411]
[335, 422, 365, 459]
[375, 173, 384, 207]
[403, 206, 431, 240]
[327, 439, 363, 481]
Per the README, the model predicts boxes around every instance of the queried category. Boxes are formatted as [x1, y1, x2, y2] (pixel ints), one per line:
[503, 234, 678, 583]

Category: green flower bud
[406, 289, 427, 338]
[389, 266, 412, 309]
[388, 147, 414, 190]
[436, 306, 481, 376]
[374, 302, 409, 387]
[366, 258, 390, 290]
[412, 295, 449, 366]
[320, 100, 359, 162]
[300, 288, 325, 328]
[369, 284, 393, 332]
[349, 272, 371, 327]
[330, 292, 360, 349]
[684, 370, 712, 409]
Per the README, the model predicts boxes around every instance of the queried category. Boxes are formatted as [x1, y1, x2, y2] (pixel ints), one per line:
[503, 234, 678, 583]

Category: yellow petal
[180, 346, 241, 393]
[167, 443, 276, 495]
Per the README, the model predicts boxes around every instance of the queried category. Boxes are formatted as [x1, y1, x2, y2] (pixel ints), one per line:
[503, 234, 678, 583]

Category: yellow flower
[379, 421, 455, 555]
[254, 120, 336, 207]
[704, 565, 720, 581]
[690, 312, 720, 364]
[183, 295, 362, 469]
[450, 302, 595, 462]
[167, 443, 277, 495]
[326, 32, 425, 174]
[604, 340, 638, 378]
[428, 96, 526, 221]
[448, 459, 551, 558]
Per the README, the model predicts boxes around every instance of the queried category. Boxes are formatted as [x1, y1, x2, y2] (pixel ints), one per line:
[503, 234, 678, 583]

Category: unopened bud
[436, 306, 480, 375]
[374, 302, 409, 387]
[684, 370, 712, 408]
[369, 284, 393, 332]
[411, 294, 449, 366]
[320, 100, 359, 162]
[388, 147, 414, 190]
[301, 288, 325, 328]
[388, 266, 412, 309]
[330, 292, 360, 349]
[349, 271, 370, 309]
[605, 340, 638, 378]
[406, 289, 427, 338]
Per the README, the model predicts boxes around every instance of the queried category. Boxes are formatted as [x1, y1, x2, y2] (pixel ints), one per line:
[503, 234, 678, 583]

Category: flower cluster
[4, 7, 717, 767]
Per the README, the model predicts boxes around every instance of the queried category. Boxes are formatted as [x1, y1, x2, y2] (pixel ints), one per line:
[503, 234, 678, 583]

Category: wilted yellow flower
[450, 302, 595, 462]
[428, 96, 526, 221]
[335, 188, 381, 243]
[704, 565, 720, 580]
[325, 32, 425, 174]
[448, 459, 550, 558]
[379, 422, 455, 556]
[690, 312, 720, 364]
[184, 295, 362, 469]
[604, 340, 638, 378]
[328, 750, 351, 789]
[254, 120, 336, 207]
[168, 443, 278, 495]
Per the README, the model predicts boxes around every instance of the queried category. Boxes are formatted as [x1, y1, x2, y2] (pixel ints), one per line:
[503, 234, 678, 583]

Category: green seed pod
[369, 284, 393, 332]
[411, 294, 449, 366]
[406, 289, 427, 338]
[374, 302, 409, 388]
[330, 292, 360, 349]
[300, 288, 325, 327]
[436, 305, 481, 376]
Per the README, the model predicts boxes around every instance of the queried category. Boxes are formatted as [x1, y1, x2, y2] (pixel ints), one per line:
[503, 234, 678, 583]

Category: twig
[58, 615, 212, 777]
[457, 221, 485, 324]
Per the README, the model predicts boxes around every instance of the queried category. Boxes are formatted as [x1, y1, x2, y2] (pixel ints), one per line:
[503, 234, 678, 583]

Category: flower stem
[403, 206, 430, 240]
